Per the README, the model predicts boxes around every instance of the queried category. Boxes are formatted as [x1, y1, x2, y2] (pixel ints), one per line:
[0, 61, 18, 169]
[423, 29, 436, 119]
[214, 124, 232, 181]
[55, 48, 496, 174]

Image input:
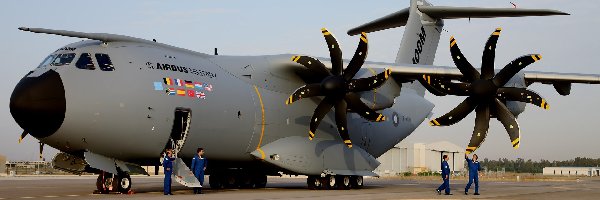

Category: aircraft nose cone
[10, 70, 66, 138]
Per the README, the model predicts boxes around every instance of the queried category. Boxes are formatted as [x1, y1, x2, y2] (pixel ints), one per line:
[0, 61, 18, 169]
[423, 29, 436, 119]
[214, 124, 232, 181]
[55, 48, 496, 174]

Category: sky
[1, 0, 599, 161]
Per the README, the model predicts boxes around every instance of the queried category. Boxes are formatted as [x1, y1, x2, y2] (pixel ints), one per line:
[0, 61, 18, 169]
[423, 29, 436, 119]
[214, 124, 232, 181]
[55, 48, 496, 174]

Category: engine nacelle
[503, 72, 527, 117]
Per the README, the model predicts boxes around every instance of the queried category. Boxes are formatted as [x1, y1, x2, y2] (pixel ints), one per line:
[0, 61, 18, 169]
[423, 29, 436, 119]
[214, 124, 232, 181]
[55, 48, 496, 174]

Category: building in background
[0, 154, 6, 175]
[543, 167, 600, 176]
[375, 141, 465, 176]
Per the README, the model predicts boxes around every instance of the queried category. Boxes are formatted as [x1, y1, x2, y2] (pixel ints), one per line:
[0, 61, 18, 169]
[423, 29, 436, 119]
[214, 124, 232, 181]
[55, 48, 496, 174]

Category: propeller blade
[419, 76, 447, 96]
[466, 103, 491, 154]
[334, 100, 352, 148]
[19, 130, 28, 143]
[347, 69, 392, 92]
[291, 55, 331, 78]
[344, 93, 385, 122]
[492, 54, 542, 87]
[286, 84, 323, 105]
[493, 98, 521, 149]
[450, 36, 480, 82]
[308, 96, 336, 140]
[430, 96, 477, 126]
[497, 87, 549, 109]
[39, 142, 44, 160]
[480, 28, 501, 80]
[321, 28, 343, 75]
[343, 32, 368, 80]
[421, 75, 471, 96]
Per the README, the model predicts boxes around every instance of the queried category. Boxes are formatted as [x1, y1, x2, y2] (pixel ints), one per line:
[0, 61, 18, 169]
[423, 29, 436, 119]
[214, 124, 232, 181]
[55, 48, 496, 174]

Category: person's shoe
[465, 192, 468, 195]
[436, 189, 441, 195]
[445, 193, 453, 195]
[474, 193, 480, 195]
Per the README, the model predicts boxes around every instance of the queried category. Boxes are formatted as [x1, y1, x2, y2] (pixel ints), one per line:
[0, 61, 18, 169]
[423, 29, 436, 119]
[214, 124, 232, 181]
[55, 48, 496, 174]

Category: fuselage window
[95, 54, 115, 71]
[76, 53, 96, 70]
[37, 54, 56, 68]
[50, 53, 76, 66]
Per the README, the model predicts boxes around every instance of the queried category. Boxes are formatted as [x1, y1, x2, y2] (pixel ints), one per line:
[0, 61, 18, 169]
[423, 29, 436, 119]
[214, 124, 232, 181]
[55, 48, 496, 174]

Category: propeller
[19, 130, 28, 143]
[423, 28, 549, 154]
[286, 28, 392, 148]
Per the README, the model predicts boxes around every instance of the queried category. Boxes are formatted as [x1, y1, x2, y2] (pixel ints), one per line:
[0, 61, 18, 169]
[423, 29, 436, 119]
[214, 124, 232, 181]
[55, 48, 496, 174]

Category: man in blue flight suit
[191, 147, 207, 194]
[163, 149, 174, 195]
[465, 153, 481, 195]
[436, 155, 452, 195]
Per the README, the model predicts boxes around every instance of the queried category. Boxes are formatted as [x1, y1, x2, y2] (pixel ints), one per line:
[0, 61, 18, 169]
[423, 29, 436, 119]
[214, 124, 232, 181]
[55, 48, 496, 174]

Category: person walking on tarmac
[436, 155, 452, 195]
[191, 148, 207, 194]
[465, 153, 481, 195]
[163, 149, 174, 195]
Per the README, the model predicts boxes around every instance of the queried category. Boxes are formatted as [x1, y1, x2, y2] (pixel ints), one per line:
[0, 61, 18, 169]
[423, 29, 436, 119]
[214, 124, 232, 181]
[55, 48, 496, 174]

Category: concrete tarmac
[1, 176, 600, 200]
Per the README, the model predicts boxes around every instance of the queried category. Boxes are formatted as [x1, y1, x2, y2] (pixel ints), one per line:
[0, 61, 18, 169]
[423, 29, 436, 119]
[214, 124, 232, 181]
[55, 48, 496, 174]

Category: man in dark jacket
[163, 149, 174, 195]
[191, 148, 207, 194]
[465, 153, 481, 195]
[436, 155, 452, 195]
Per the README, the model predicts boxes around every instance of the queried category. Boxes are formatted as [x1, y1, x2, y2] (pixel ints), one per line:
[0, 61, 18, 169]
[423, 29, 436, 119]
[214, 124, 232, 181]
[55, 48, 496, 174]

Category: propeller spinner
[424, 28, 549, 154]
[286, 28, 391, 148]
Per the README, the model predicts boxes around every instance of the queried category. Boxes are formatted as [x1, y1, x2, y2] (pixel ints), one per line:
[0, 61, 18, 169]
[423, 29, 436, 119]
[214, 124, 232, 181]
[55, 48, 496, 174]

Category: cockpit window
[37, 54, 56, 68]
[50, 53, 76, 66]
[75, 53, 95, 70]
[95, 54, 115, 71]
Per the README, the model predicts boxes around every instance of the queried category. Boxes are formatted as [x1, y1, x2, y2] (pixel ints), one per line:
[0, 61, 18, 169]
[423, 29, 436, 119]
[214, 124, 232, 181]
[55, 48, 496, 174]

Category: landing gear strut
[96, 171, 132, 194]
[307, 175, 363, 190]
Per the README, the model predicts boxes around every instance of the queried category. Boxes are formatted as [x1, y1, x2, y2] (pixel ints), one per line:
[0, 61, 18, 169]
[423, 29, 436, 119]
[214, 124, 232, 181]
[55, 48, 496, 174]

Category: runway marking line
[66, 195, 80, 197]
[19, 197, 35, 199]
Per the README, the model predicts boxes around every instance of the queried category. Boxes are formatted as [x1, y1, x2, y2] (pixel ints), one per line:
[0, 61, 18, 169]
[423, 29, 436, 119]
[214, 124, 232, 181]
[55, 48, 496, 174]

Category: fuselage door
[168, 107, 191, 156]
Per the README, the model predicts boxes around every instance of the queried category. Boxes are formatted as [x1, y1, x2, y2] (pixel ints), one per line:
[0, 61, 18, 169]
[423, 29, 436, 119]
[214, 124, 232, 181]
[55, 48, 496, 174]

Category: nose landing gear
[95, 171, 132, 194]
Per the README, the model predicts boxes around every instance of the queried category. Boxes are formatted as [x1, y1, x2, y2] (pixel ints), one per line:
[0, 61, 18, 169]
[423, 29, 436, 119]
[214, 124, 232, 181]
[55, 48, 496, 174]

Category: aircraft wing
[384, 64, 600, 95]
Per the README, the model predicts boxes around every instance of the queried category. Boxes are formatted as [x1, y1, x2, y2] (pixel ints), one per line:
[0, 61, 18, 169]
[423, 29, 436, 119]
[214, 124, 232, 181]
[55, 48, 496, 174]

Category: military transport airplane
[9, 0, 600, 193]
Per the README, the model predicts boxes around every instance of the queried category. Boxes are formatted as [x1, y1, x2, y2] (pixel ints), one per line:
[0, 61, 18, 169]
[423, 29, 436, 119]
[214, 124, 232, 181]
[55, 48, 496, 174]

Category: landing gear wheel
[116, 173, 132, 194]
[253, 175, 267, 188]
[307, 176, 321, 190]
[326, 175, 336, 190]
[351, 176, 364, 189]
[337, 175, 351, 190]
[96, 172, 111, 194]
[209, 174, 223, 189]
[224, 174, 238, 188]
[239, 174, 254, 188]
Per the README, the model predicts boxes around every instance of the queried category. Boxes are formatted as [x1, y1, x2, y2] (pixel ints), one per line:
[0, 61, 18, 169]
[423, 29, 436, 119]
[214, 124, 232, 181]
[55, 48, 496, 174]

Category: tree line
[479, 157, 600, 173]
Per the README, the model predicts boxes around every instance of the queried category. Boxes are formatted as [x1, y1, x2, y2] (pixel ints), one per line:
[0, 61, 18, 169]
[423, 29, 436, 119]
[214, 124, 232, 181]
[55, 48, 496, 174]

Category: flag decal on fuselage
[156, 77, 213, 100]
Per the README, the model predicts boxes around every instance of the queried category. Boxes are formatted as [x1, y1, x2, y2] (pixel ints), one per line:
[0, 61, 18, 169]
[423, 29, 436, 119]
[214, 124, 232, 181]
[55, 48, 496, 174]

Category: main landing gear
[96, 171, 132, 194]
[209, 173, 268, 189]
[307, 175, 363, 190]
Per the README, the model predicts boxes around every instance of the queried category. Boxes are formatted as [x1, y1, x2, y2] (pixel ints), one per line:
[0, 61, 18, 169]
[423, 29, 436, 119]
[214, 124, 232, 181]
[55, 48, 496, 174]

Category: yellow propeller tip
[496, 27, 502, 31]
[513, 144, 520, 149]
[537, 54, 542, 59]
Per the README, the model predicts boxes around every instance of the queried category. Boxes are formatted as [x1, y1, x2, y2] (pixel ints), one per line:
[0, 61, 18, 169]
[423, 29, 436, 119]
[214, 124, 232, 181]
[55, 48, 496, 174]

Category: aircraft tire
[96, 172, 110, 194]
[223, 174, 238, 188]
[307, 176, 317, 190]
[116, 173, 132, 194]
[337, 175, 351, 190]
[209, 174, 223, 189]
[325, 175, 336, 190]
[253, 175, 267, 188]
[239, 174, 254, 188]
[350, 176, 363, 189]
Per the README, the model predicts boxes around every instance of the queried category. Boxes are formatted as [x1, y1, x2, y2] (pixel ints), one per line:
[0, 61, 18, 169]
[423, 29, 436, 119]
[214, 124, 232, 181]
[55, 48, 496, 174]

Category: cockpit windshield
[37, 54, 56, 68]
[50, 53, 76, 66]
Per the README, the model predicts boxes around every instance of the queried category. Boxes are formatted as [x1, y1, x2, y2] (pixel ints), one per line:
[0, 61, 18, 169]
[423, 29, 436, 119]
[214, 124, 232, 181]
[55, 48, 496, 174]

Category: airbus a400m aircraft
[10, 0, 600, 193]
